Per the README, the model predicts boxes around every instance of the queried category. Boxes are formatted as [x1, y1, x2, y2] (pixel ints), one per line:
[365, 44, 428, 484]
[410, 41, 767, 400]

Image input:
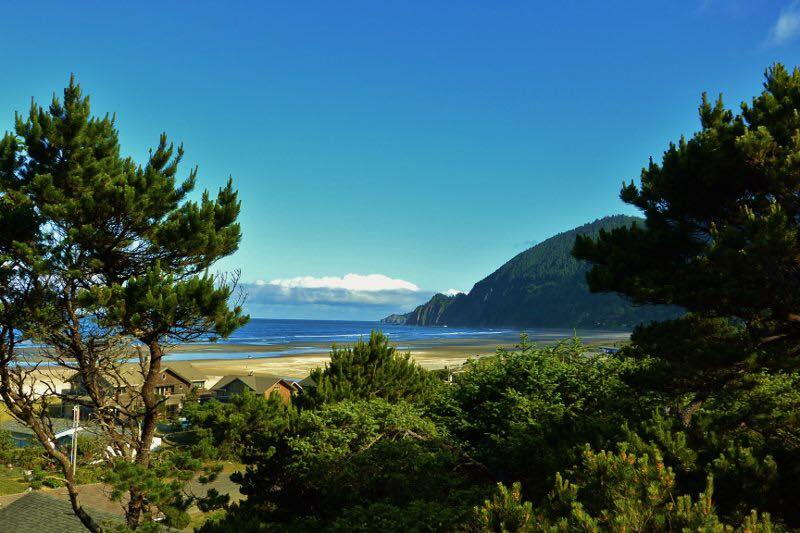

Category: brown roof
[298, 375, 318, 388]
[66, 362, 208, 389]
[65, 365, 145, 388]
[161, 361, 207, 383]
[211, 374, 290, 394]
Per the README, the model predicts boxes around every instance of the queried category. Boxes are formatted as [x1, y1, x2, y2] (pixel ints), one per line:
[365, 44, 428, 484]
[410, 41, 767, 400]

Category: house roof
[2, 419, 102, 441]
[162, 361, 207, 382]
[211, 374, 289, 394]
[0, 491, 123, 533]
[65, 365, 145, 388]
[66, 362, 208, 389]
[298, 375, 318, 388]
[2, 418, 75, 437]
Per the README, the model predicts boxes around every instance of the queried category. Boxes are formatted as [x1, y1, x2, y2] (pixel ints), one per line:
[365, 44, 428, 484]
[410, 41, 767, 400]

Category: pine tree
[573, 64, 800, 400]
[0, 76, 247, 531]
[300, 331, 436, 408]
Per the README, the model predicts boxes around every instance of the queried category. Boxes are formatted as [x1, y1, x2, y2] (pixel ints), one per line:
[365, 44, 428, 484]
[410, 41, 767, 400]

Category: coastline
[163, 330, 630, 379]
[17, 330, 631, 393]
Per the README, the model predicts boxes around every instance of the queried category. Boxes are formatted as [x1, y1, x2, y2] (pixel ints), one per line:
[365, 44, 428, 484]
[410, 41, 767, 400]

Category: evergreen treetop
[0, 75, 248, 531]
[574, 63, 800, 367]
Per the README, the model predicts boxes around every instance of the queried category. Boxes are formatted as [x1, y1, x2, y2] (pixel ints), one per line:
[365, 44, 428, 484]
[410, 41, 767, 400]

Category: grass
[176, 462, 243, 531]
[0, 400, 62, 422]
[188, 509, 226, 531]
[162, 429, 200, 446]
[0, 466, 30, 495]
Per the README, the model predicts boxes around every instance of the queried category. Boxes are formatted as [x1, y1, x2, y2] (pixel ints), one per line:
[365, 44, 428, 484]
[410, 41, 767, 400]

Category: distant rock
[381, 313, 410, 325]
[382, 215, 679, 329]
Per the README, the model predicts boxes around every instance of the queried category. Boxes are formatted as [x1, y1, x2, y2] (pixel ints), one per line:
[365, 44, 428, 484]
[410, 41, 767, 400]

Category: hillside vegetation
[385, 215, 678, 328]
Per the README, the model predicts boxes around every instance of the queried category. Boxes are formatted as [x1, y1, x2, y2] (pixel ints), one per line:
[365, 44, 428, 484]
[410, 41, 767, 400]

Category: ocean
[213, 318, 520, 345]
[161, 318, 628, 362]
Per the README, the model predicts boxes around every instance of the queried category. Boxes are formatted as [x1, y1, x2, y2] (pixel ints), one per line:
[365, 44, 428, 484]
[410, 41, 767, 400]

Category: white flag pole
[71, 405, 80, 478]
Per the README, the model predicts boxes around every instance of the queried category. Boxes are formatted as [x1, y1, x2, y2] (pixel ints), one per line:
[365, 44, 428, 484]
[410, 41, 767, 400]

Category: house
[159, 361, 209, 390]
[0, 490, 180, 532]
[598, 346, 621, 355]
[280, 375, 317, 396]
[0, 492, 124, 533]
[211, 374, 295, 404]
[151, 365, 197, 410]
[1, 419, 163, 456]
[295, 375, 317, 391]
[1, 419, 84, 448]
[61, 362, 209, 418]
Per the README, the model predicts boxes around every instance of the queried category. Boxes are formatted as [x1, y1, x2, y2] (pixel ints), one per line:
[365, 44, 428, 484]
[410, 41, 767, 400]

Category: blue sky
[2, 1, 800, 319]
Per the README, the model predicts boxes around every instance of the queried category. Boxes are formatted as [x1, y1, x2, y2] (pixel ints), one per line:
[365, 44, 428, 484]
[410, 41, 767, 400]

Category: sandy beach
[164, 331, 630, 379]
[17, 331, 630, 393]
[166, 338, 516, 379]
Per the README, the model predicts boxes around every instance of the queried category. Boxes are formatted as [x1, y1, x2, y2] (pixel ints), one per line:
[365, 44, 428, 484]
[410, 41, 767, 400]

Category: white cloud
[769, 1, 800, 44]
[242, 273, 431, 319]
[261, 273, 419, 292]
[241, 274, 474, 320]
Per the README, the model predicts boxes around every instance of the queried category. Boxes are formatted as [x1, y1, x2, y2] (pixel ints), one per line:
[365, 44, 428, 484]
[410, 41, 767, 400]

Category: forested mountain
[383, 215, 678, 328]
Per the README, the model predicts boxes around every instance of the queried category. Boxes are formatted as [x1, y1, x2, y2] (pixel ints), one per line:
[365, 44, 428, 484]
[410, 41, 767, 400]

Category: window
[156, 385, 175, 396]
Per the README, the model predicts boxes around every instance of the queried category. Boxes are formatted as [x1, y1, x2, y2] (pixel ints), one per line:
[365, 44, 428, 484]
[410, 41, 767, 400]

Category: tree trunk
[125, 340, 163, 528]
[679, 391, 708, 428]
[0, 391, 104, 531]
[64, 471, 104, 533]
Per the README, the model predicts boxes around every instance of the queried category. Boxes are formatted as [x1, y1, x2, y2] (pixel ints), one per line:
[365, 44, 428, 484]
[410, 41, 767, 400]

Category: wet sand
[17, 331, 630, 392]
[164, 331, 630, 379]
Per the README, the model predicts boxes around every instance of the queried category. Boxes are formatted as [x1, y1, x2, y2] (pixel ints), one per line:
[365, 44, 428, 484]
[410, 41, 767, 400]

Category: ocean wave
[422, 330, 511, 336]
[293, 334, 365, 339]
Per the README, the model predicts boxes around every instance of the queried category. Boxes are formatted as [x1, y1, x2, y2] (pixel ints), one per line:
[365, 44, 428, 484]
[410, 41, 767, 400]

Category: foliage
[207, 399, 484, 531]
[28, 467, 58, 490]
[560, 62, 800, 531]
[468, 449, 776, 532]
[430, 335, 643, 496]
[471, 482, 533, 533]
[695, 371, 800, 524]
[574, 64, 800, 382]
[621, 314, 751, 400]
[196, 328, 800, 530]
[526, 447, 775, 532]
[3, 443, 47, 471]
[183, 391, 291, 461]
[77, 434, 109, 464]
[0, 75, 248, 530]
[0, 429, 16, 464]
[328, 501, 469, 533]
[102, 448, 225, 530]
[619, 372, 800, 526]
[298, 331, 439, 408]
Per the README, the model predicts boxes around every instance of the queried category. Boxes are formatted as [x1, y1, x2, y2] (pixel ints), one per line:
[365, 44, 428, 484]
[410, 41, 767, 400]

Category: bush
[430, 336, 644, 497]
[182, 391, 291, 461]
[298, 331, 440, 408]
[0, 430, 16, 464]
[472, 448, 775, 532]
[222, 399, 484, 529]
[470, 482, 533, 533]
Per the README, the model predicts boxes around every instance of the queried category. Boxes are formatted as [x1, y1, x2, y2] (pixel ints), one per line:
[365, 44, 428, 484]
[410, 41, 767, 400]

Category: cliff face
[382, 293, 458, 325]
[382, 215, 679, 329]
[381, 313, 411, 325]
